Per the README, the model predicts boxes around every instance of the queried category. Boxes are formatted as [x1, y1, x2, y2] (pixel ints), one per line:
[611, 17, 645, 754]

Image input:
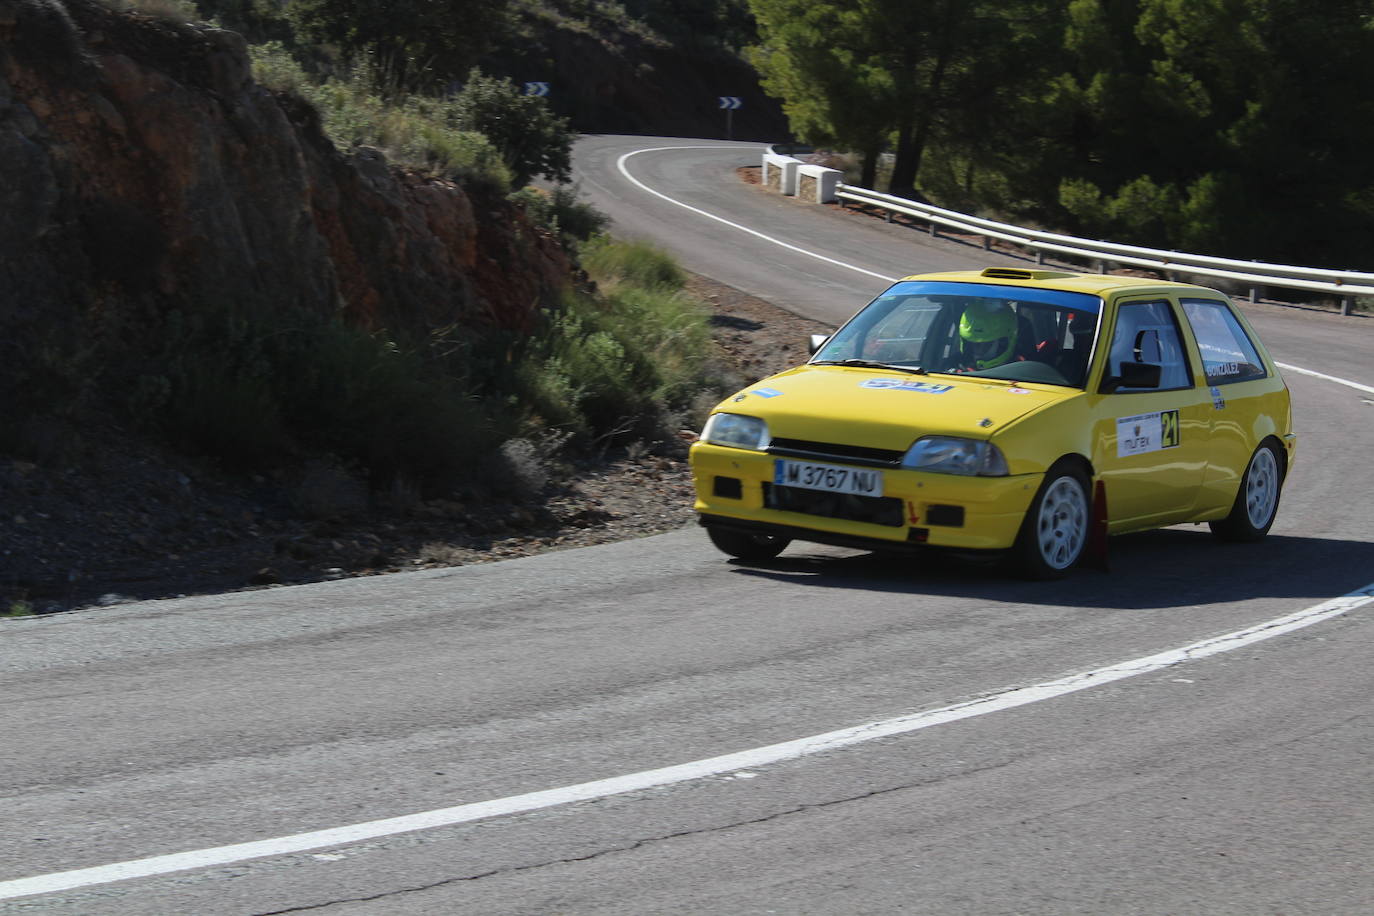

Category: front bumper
[690, 442, 1042, 552]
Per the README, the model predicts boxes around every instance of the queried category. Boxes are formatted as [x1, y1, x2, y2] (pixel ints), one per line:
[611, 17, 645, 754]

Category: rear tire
[706, 527, 790, 562]
[1210, 441, 1283, 542]
[1012, 465, 1090, 580]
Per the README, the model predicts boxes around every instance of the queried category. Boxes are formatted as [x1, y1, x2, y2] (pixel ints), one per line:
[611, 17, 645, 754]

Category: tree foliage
[452, 70, 573, 188]
[286, 0, 513, 87]
[748, 0, 893, 186]
[623, 0, 758, 51]
[749, 0, 1374, 266]
[1034, 0, 1374, 263]
[749, 0, 1051, 196]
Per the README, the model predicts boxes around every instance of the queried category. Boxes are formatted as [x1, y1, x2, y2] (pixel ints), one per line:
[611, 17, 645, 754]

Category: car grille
[767, 438, 904, 468]
[763, 483, 905, 527]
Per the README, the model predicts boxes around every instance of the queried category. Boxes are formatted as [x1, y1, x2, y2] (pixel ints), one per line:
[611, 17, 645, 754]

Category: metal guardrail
[835, 184, 1374, 313]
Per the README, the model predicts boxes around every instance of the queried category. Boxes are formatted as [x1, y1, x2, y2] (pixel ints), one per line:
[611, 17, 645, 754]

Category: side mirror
[1100, 361, 1161, 393]
[808, 333, 831, 355]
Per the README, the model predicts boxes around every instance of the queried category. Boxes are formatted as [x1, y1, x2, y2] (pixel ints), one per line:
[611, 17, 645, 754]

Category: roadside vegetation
[3, 601, 35, 618]
[124, 230, 731, 498]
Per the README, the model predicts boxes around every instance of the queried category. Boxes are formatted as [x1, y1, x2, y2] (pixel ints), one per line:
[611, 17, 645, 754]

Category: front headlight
[902, 437, 1009, 476]
[700, 413, 771, 450]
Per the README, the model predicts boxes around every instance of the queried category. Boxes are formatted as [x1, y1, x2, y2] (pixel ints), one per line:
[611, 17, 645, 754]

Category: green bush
[508, 238, 726, 449]
[3, 600, 35, 618]
[128, 304, 505, 488]
[247, 40, 311, 95]
[248, 44, 512, 189]
[450, 70, 573, 188]
[580, 235, 686, 291]
[119, 236, 730, 488]
[283, 322, 503, 484]
[511, 185, 610, 249]
[94, 230, 724, 491]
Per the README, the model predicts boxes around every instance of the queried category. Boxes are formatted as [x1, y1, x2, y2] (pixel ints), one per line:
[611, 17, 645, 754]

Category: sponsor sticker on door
[1116, 409, 1181, 457]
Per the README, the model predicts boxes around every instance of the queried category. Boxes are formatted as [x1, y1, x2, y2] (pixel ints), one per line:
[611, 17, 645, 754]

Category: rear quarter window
[1181, 299, 1268, 385]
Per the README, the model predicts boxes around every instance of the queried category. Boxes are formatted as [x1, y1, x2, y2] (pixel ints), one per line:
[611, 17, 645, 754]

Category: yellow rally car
[690, 268, 1296, 578]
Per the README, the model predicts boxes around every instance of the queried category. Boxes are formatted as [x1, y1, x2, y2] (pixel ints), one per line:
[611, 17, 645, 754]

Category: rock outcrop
[0, 0, 568, 391]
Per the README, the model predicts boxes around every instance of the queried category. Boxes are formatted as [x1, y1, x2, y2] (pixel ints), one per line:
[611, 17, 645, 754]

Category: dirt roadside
[0, 274, 832, 616]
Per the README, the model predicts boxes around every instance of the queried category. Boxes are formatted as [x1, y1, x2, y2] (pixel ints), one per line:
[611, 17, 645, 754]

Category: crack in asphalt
[249, 780, 921, 914]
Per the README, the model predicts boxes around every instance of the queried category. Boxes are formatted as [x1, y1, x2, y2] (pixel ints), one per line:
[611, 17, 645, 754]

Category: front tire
[1210, 441, 1283, 542]
[1013, 466, 1090, 580]
[706, 527, 790, 562]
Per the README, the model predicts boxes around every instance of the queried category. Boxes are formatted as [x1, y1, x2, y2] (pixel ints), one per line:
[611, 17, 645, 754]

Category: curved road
[2, 138, 1372, 915]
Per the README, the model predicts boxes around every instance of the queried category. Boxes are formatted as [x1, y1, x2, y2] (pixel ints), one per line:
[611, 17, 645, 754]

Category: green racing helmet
[959, 301, 1017, 369]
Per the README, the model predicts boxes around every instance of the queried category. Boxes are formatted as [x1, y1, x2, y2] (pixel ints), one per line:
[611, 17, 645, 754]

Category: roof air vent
[980, 268, 1079, 280]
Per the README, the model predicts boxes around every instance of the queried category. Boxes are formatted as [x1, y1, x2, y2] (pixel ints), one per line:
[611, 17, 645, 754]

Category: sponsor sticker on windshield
[860, 378, 953, 394]
[1116, 409, 1181, 457]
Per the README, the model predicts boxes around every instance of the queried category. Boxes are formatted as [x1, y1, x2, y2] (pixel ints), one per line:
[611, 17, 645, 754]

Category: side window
[1181, 298, 1268, 385]
[861, 302, 941, 363]
[1107, 300, 1192, 391]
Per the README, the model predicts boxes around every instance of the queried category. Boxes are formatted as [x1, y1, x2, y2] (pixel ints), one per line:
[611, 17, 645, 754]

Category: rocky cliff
[1, 0, 569, 452]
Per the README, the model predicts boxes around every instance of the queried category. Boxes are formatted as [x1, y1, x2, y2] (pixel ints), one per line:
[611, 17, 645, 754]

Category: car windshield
[811, 281, 1102, 388]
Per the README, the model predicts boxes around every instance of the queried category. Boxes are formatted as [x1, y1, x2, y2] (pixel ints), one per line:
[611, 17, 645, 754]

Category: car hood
[721, 365, 1079, 450]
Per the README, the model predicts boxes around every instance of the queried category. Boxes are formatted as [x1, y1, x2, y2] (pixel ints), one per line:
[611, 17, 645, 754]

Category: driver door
[1088, 297, 1212, 529]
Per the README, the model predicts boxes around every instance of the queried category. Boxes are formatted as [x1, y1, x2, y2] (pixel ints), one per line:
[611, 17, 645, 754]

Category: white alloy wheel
[1210, 441, 1284, 542]
[1036, 475, 1089, 570]
[1244, 445, 1280, 529]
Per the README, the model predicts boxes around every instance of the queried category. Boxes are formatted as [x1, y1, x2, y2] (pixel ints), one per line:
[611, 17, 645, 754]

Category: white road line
[616, 147, 898, 283]
[620, 146, 1374, 396]
[1274, 362, 1374, 395]
[3, 582, 1373, 901]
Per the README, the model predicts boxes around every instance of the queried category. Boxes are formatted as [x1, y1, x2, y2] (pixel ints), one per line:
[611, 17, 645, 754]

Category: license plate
[774, 459, 884, 497]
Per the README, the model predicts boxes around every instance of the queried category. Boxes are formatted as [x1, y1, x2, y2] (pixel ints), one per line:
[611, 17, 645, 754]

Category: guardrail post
[983, 236, 992, 250]
[1341, 296, 1352, 316]
[1035, 250, 1046, 266]
[1249, 286, 1260, 304]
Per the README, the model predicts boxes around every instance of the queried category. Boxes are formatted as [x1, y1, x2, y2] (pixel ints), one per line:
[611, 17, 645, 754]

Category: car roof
[900, 267, 1223, 299]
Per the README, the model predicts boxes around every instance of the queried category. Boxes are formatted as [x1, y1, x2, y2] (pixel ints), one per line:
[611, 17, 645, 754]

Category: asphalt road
[2, 137, 1373, 915]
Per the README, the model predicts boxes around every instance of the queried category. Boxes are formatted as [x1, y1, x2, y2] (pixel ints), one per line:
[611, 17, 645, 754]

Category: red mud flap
[1087, 479, 1110, 571]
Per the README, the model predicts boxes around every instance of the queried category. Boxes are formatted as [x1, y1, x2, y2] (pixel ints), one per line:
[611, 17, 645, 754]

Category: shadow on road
[725, 530, 1372, 610]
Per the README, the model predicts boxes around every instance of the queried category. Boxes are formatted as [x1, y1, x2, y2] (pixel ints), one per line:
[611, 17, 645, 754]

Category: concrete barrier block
[797, 164, 842, 203]
[762, 152, 802, 196]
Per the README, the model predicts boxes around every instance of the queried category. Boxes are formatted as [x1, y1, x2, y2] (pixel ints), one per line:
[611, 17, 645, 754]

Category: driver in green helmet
[958, 300, 1019, 370]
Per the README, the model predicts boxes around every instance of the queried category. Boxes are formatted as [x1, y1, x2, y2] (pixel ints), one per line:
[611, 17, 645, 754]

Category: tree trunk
[860, 143, 879, 189]
[888, 118, 920, 199]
